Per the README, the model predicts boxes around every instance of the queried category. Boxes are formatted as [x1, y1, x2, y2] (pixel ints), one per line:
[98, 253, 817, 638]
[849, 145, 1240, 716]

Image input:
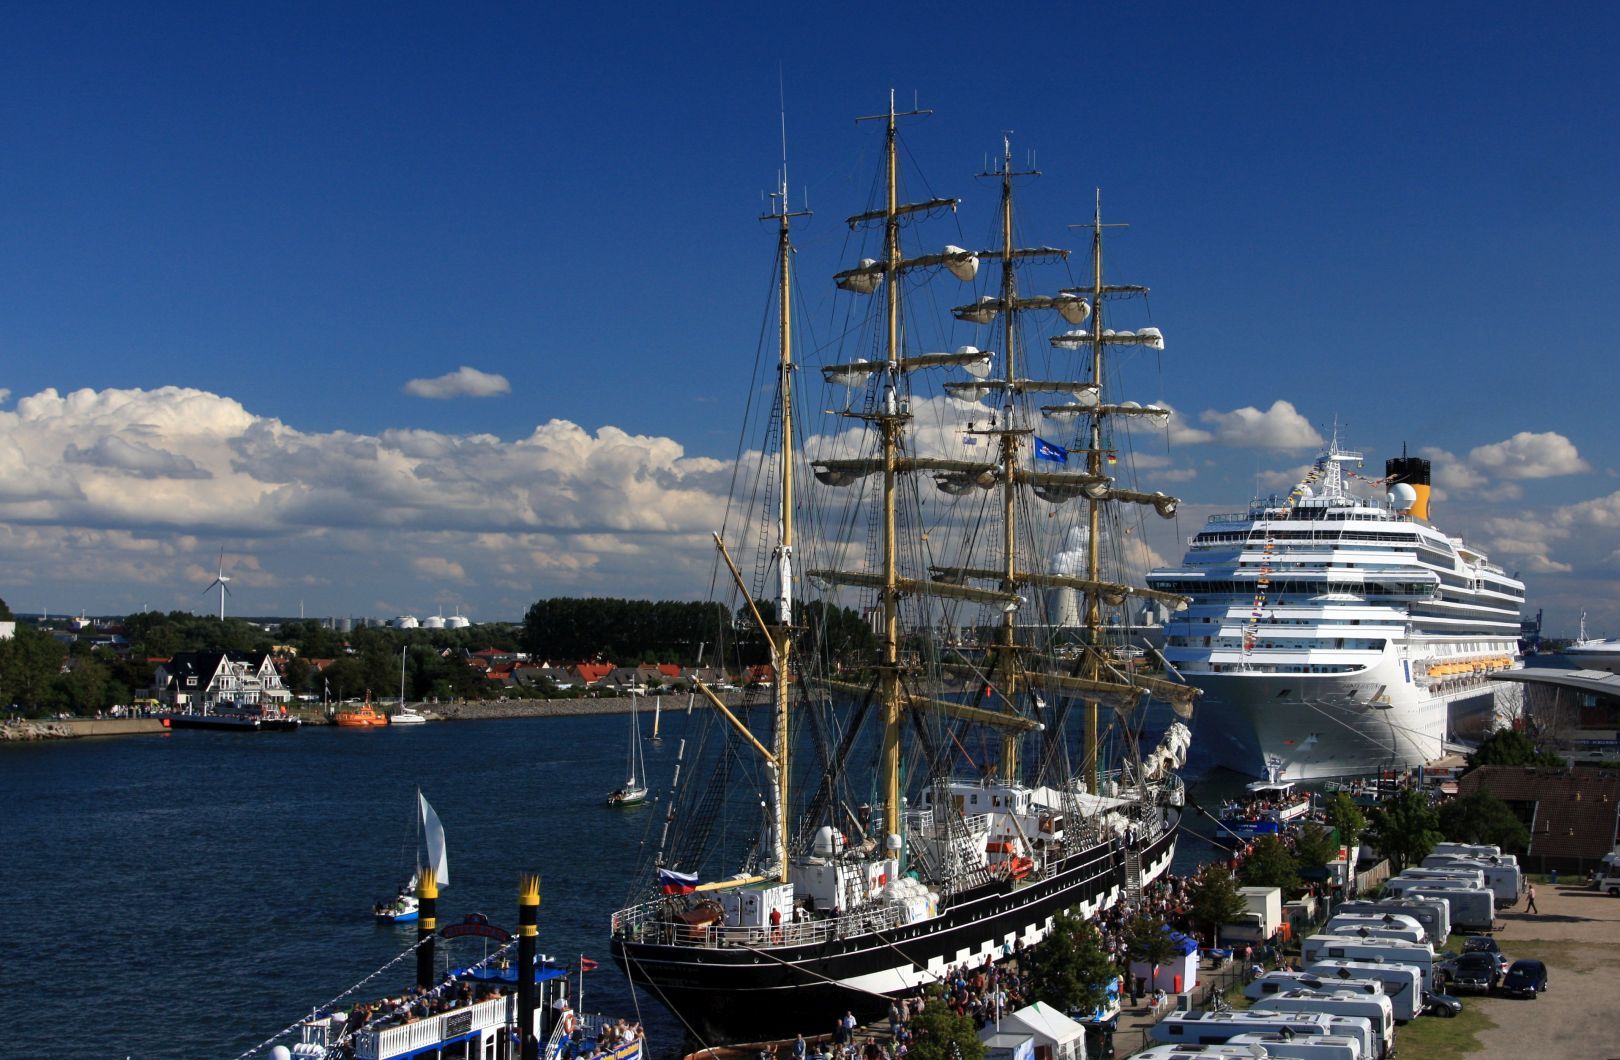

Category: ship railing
[354, 995, 511, 1060]
[611, 894, 912, 949]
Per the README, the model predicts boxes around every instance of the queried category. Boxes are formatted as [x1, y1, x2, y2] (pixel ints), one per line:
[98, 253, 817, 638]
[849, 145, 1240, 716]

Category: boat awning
[454, 963, 570, 984]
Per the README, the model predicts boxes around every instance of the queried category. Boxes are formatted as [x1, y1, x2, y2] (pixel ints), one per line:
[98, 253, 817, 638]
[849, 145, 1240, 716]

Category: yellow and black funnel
[1385, 454, 1431, 521]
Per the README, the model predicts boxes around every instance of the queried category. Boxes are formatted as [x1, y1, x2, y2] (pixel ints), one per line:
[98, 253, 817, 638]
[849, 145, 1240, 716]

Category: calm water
[3, 716, 683, 1059]
[3, 710, 1226, 1059]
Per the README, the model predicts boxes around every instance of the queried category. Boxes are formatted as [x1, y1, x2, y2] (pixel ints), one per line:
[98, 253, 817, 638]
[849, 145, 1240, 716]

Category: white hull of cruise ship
[1563, 645, 1620, 673]
[1190, 646, 1507, 779]
[1149, 438, 1525, 780]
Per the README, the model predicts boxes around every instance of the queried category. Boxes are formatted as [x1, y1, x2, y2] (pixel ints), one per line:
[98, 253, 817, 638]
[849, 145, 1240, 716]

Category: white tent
[980, 1029, 1035, 1060]
[995, 1001, 1087, 1060]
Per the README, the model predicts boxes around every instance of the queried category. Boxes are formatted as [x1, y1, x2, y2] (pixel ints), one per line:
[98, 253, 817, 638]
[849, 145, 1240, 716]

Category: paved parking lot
[1468, 881, 1620, 1055]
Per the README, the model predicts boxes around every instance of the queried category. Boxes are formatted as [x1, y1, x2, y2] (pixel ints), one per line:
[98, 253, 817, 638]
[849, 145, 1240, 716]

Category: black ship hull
[611, 810, 1178, 1044]
[160, 712, 301, 732]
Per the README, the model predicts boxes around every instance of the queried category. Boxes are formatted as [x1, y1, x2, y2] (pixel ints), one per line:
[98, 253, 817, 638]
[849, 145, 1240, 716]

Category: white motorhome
[1305, 959, 1424, 1022]
[1151, 1010, 1355, 1048]
[1322, 919, 1426, 945]
[1382, 880, 1495, 932]
[1301, 935, 1438, 991]
[1226, 1033, 1363, 1060]
[1422, 855, 1523, 905]
[1253, 989, 1392, 1058]
[1334, 899, 1449, 944]
[1596, 849, 1620, 895]
[1131, 1045, 1271, 1059]
[1398, 866, 1486, 888]
[1325, 911, 1425, 938]
[1430, 842, 1515, 863]
[1247, 968, 1385, 1002]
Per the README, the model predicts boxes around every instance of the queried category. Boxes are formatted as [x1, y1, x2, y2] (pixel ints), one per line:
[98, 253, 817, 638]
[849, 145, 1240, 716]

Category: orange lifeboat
[335, 696, 389, 728]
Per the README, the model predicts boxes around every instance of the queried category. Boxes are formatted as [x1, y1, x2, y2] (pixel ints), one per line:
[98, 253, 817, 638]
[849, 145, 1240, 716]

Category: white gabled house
[155, 650, 294, 712]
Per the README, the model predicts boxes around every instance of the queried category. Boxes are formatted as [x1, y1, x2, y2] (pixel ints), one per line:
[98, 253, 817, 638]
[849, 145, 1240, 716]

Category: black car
[1423, 990, 1464, 1017]
[1499, 958, 1549, 998]
[1462, 935, 1511, 976]
[1449, 952, 1499, 994]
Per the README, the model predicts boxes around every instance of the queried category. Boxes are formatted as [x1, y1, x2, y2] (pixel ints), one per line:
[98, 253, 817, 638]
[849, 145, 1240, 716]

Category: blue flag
[1033, 437, 1068, 463]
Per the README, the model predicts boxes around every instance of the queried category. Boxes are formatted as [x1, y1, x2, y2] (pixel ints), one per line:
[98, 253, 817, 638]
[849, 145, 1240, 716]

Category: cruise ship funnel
[1386, 455, 1431, 521]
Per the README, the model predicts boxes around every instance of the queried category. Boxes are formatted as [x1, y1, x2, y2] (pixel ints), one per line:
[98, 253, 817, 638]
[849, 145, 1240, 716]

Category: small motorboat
[1219, 757, 1313, 839]
[336, 695, 389, 727]
[374, 878, 421, 923]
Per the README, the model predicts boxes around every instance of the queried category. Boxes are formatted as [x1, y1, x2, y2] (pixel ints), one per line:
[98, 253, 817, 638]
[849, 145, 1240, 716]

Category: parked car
[1448, 952, 1499, 994]
[1499, 959, 1549, 998]
[1422, 990, 1464, 1017]
[1462, 935, 1511, 976]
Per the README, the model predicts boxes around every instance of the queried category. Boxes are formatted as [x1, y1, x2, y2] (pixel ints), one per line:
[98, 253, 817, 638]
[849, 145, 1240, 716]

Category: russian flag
[658, 868, 700, 895]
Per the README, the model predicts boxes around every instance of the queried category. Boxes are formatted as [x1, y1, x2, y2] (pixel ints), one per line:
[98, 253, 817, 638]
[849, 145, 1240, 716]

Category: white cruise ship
[1562, 613, 1620, 673]
[1147, 435, 1525, 779]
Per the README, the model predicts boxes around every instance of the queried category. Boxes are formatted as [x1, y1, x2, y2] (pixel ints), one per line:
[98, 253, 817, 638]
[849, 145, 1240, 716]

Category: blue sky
[2, 3, 1617, 635]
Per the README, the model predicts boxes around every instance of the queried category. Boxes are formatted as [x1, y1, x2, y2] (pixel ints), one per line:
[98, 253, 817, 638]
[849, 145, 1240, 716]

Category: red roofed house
[573, 663, 616, 687]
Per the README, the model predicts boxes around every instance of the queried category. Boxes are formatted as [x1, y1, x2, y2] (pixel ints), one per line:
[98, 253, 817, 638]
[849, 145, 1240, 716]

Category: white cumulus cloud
[1467, 431, 1588, 480]
[404, 366, 512, 399]
[1419, 447, 1488, 494]
[1197, 401, 1322, 450]
[65, 435, 211, 479]
[0, 385, 733, 614]
[1159, 402, 1213, 446]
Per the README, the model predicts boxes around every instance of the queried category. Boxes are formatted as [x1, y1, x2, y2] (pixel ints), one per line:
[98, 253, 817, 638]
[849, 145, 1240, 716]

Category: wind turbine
[203, 549, 232, 620]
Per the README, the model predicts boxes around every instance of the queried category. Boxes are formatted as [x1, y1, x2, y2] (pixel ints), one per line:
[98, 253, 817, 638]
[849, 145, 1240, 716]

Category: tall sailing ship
[608, 98, 1197, 1045]
[1148, 437, 1526, 780]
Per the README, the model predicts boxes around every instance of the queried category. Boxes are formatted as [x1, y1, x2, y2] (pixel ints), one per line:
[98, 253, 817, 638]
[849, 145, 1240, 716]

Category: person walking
[1525, 883, 1539, 915]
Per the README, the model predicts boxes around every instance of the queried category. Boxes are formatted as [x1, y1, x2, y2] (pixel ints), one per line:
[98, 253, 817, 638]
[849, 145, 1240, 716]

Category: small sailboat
[650, 695, 662, 742]
[374, 790, 450, 922]
[391, 644, 428, 724]
[607, 699, 649, 806]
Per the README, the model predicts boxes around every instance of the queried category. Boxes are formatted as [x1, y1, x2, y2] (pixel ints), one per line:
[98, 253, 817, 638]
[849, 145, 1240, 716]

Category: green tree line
[521, 597, 728, 662]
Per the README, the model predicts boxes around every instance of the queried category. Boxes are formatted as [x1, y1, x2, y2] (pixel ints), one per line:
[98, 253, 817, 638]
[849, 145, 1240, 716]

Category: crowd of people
[771, 870, 1215, 1060]
[346, 979, 505, 1035]
[559, 1016, 645, 1060]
